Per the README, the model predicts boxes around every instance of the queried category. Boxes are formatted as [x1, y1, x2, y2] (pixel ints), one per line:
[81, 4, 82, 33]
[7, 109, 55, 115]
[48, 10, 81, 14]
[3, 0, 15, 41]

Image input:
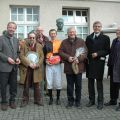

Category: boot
[34, 83, 43, 106]
[56, 89, 61, 105]
[21, 89, 29, 107]
[48, 89, 53, 105]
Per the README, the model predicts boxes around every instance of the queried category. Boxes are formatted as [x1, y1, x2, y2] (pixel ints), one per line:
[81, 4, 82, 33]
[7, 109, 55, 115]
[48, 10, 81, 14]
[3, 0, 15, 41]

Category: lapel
[89, 33, 94, 43]
[4, 36, 14, 52]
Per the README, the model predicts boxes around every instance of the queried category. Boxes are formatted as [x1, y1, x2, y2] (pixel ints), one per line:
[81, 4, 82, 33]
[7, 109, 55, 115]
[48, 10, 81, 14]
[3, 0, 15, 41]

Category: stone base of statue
[57, 31, 66, 40]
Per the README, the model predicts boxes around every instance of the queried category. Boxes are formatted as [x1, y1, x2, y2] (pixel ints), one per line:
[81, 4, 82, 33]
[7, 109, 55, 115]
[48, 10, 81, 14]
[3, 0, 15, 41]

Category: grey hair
[67, 27, 76, 33]
[93, 21, 102, 27]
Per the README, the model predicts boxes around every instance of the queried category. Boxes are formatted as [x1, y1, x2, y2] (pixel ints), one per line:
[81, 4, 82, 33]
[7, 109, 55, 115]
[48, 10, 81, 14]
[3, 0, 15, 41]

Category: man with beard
[20, 32, 44, 107]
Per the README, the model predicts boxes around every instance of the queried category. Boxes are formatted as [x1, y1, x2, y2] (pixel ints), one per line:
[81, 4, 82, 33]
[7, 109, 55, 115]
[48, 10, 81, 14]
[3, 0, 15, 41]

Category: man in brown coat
[20, 32, 44, 107]
[59, 27, 87, 108]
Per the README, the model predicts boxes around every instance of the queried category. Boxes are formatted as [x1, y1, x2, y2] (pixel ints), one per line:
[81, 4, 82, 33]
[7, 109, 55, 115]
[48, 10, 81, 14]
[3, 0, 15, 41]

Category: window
[10, 6, 39, 39]
[62, 9, 89, 40]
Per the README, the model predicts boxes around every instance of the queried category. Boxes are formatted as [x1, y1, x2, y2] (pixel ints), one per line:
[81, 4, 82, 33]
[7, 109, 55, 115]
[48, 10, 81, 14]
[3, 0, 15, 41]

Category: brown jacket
[19, 41, 44, 84]
[59, 37, 87, 74]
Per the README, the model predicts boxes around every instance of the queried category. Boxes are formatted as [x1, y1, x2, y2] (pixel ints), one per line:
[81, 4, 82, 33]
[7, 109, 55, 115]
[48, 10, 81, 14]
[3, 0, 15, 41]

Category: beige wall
[0, 0, 120, 40]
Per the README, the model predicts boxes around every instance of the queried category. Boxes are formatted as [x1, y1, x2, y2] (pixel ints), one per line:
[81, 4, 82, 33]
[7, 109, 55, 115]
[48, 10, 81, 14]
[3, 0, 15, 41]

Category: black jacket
[85, 32, 110, 79]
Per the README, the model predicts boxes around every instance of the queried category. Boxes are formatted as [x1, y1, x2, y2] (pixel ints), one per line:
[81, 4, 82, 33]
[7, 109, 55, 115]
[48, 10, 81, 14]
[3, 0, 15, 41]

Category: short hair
[93, 21, 102, 27]
[49, 29, 57, 35]
[28, 32, 36, 38]
[67, 27, 76, 33]
[7, 21, 17, 29]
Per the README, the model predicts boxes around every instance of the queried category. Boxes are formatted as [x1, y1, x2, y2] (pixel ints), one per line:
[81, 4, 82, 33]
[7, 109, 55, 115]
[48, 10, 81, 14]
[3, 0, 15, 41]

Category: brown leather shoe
[20, 101, 28, 107]
[1, 104, 8, 111]
[9, 103, 16, 109]
[34, 100, 44, 106]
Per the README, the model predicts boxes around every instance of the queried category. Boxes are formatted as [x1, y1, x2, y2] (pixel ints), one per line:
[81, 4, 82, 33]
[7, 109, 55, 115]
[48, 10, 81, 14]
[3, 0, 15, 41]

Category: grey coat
[0, 34, 19, 72]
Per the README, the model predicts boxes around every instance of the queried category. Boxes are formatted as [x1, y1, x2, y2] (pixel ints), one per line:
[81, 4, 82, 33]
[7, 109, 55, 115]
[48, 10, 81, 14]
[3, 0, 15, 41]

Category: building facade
[0, 0, 120, 40]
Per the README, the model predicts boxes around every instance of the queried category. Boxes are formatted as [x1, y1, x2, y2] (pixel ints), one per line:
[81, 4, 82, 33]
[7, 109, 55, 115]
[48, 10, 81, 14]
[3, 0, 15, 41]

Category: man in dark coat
[104, 27, 120, 111]
[59, 27, 87, 108]
[85, 21, 110, 110]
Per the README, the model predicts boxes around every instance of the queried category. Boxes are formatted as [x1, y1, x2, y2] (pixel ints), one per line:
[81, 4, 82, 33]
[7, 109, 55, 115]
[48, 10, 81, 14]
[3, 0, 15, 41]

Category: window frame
[62, 8, 89, 40]
[10, 6, 39, 39]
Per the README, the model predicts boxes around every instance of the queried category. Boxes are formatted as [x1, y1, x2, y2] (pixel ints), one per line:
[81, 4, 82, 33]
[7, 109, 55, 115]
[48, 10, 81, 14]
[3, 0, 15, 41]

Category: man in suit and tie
[0, 22, 20, 111]
[85, 21, 110, 110]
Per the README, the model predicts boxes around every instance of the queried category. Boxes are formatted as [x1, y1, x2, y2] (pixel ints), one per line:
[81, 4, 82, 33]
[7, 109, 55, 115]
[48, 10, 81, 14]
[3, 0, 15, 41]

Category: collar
[93, 32, 100, 39]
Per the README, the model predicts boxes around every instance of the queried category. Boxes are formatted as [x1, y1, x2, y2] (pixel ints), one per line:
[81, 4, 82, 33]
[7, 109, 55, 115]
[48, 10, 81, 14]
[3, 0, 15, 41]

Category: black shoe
[115, 106, 120, 111]
[86, 101, 95, 107]
[56, 99, 61, 105]
[104, 101, 117, 106]
[66, 102, 73, 108]
[49, 98, 53, 105]
[75, 102, 81, 109]
[97, 104, 103, 110]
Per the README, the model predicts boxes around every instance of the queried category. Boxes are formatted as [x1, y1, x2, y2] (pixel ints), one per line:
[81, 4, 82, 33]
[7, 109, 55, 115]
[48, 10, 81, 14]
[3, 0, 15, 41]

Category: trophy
[26, 51, 39, 64]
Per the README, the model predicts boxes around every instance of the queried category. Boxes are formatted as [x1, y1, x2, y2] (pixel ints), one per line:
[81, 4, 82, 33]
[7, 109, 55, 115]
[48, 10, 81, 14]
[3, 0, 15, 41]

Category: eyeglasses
[29, 37, 35, 39]
[93, 26, 101, 28]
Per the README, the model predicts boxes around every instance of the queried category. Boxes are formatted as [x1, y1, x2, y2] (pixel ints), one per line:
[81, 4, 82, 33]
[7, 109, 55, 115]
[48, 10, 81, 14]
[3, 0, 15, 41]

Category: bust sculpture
[56, 18, 64, 32]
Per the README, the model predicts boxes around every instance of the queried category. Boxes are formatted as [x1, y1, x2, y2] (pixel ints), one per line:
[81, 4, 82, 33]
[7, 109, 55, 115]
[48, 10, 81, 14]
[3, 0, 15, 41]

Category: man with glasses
[85, 21, 110, 110]
[20, 32, 44, 107]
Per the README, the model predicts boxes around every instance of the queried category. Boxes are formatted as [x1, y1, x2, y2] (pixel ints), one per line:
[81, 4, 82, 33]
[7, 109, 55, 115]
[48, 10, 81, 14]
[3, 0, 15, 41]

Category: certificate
[26, 51, 39, 64]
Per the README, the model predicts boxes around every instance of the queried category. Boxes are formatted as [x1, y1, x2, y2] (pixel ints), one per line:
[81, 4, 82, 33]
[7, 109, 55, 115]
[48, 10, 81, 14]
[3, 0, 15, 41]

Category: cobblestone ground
[0, 79, 120, 120]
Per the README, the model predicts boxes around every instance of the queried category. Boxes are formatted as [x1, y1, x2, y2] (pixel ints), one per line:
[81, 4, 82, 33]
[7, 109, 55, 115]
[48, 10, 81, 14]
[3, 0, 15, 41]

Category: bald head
[36, 26, 44, 35]
[116, 26, 120, 38]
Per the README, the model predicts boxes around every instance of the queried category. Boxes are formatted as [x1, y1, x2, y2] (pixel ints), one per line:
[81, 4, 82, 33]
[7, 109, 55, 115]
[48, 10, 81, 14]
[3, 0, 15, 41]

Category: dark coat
[108, 38, 120, 83]
[85, 32, 110, 79]
[59, 37, 87, 74]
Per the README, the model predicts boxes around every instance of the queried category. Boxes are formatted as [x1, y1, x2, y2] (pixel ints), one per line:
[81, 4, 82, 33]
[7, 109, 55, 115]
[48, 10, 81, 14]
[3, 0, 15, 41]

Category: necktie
[94, 35, 98, 40]
[10, 38, 14, 49]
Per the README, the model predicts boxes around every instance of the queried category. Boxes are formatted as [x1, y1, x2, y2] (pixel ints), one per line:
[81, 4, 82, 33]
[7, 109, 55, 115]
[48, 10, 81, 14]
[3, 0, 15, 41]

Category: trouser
[88, 78, 103, 104]
[109, 68, 119, 102]
[66, 73, 82, 104]
[0, 69, 17, 104]
[22, 68, 41, 102]
[46, 64, 62, 89]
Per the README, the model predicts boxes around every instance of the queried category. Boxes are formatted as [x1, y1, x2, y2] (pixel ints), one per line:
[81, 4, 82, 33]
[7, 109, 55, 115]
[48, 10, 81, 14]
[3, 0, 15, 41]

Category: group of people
[0, 21, 120, 112]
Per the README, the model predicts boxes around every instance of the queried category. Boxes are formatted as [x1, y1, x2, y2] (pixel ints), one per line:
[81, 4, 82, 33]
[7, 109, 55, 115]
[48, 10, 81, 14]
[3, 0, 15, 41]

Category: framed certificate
[26, 51, 39, 64]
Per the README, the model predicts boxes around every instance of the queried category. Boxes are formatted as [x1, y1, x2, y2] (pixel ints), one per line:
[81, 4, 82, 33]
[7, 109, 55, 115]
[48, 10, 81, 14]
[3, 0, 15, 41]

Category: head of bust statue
[56, 18, 64, 32]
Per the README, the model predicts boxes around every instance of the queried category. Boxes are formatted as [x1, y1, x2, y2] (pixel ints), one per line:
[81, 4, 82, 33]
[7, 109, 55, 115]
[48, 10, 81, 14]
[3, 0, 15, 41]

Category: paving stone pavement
[0, 78, 120, 120]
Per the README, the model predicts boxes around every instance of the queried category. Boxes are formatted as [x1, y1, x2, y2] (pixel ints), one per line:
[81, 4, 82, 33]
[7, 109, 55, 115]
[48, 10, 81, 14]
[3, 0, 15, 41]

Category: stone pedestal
[57, 31, 66, 40]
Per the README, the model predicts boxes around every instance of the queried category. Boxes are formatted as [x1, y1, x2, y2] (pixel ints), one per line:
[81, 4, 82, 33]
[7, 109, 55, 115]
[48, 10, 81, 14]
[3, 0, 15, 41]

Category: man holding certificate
[20, 32, 44, 107]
